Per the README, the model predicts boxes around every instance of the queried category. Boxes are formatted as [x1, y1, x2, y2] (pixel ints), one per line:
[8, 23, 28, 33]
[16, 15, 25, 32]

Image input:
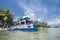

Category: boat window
[21, 22, 25, 25]
[26, 21, 32, 24]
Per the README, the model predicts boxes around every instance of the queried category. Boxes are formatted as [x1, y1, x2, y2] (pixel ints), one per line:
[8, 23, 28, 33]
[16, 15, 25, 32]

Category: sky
[0, 0, 60, 26]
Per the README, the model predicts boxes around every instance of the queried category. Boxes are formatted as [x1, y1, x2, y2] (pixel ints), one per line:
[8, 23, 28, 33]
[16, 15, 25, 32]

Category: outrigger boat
[7, 18, 39, 32]
[7, 24, 39, 32]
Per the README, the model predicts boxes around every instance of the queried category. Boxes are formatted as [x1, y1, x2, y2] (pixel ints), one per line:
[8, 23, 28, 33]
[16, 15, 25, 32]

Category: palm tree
[4, 9, 13, 28]
[0, 8, 14, 28]
[3, 10, 9, 28]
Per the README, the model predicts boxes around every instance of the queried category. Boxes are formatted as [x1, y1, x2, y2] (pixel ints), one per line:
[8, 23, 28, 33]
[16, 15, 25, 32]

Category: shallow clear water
[0, 28, 60, 40]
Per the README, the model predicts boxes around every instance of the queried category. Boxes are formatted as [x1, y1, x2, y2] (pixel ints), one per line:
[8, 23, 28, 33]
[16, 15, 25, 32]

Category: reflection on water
[0, 28, 60, 40]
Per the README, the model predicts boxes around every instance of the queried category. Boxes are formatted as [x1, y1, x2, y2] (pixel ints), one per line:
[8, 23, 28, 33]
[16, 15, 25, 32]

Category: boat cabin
[16, 19, 33, 28]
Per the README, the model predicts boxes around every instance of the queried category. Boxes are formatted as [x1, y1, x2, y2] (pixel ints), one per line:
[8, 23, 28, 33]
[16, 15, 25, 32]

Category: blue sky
[0, 0, 60, 25]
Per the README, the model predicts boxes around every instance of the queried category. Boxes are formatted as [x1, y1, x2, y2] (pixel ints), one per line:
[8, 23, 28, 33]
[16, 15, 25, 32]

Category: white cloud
[37, 18, 41, 21]
[18, 0, 48, 21]
[47, 14, 60, 26]
[23, 13, 36, 19]
[47, 18, 60, 25]
[15, 0, 59, 23]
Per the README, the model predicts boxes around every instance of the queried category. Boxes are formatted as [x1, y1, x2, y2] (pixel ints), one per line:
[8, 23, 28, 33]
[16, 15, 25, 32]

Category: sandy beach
[0, 28, 7, 30]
